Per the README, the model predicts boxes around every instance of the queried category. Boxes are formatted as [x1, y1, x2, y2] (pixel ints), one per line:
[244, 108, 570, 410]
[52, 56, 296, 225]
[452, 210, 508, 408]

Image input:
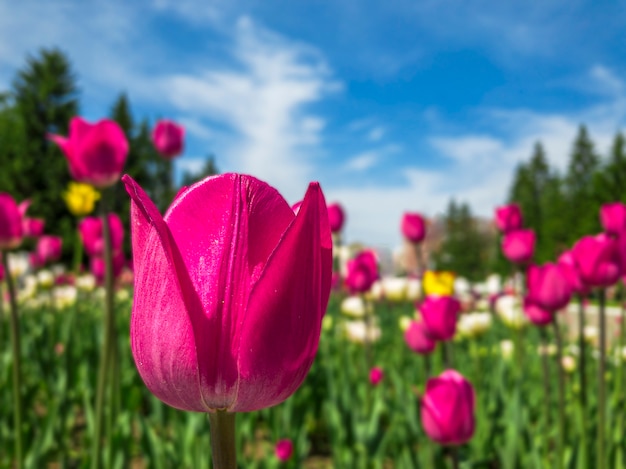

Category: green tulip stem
[577, 294, 588, 466]
[2, 251, 23, 469]
[597, 288, 607, 469]
[90, 196, 116, 469]
[539, 328, 552, 455]
[209, 411, 237, 469]
[73, 224, 84, 275]
[552, 318, 566, 469]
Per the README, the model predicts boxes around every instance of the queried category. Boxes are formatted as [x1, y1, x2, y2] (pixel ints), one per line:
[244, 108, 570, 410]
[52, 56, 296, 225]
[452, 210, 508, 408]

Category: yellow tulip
[63, 182, 101, 216]
[422, 270, 455, 296]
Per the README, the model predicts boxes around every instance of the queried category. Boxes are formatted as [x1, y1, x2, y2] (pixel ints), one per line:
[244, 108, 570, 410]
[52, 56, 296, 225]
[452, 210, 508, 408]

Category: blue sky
[1, 0, 625, 249]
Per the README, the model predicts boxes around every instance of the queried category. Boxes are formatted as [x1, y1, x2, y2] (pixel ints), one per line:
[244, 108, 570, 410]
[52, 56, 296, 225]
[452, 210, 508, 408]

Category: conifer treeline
[434, 125, 626, 279]
[0, 48, 218, 260]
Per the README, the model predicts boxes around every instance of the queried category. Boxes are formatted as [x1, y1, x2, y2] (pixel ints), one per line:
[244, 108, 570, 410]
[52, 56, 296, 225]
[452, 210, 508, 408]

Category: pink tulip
[369, 367, 384, 386]
[35, 236, 63, 266]
[152, 119, 184, 159]
[501, 229, 535, 264]
[91, 250, 126, 282]
[48, 117, 128, 188]
[345, 250, 379, 293]
[494, 204, 523, 233]
[78, 214, 125, 257]
[17, 200, 45, 237]
[401, 212, 426, 243]
[291, 200, 303, 214]
[571, 234, 621, 288]
[421, 369, 475, 445]
[522, 297, 554, 326]
[0, 194, 23, 250]
[419, 295, 461, 341]
[600, 202, 626, 237]
[327, 203, 345, 233]
[123, 173, 332, 412]
[526, 263, 572, 312]
[557, 251, 588, 295]
[0, 263, 4, 281]
[404, 320, 437, 354]
[275, 439, 294, 462]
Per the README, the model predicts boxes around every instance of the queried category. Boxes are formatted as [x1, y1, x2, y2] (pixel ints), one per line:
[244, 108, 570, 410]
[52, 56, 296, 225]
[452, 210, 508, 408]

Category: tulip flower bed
[1, 289, 625, 467]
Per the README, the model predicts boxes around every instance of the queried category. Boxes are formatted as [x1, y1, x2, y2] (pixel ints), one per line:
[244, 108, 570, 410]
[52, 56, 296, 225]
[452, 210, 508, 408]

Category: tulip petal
[232, 182, 332, 412]
[123, 175, 208, 412]
[164, 173, 296, 408]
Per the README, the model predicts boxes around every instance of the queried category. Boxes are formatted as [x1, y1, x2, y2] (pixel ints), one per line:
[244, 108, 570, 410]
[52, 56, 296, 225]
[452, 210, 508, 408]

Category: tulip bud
[419, 295, 461, 341]
[78, 214, 125, 257]
[0, 194, 23, 250]
[327, 203, 345, 233]
[401, 212, 426, 243]
[500, 340, 515, 360]
[369, 367, 384, 386]
[48, 117, 128, 188]
[404, 320, 436, 354]
[494, 204, 523, 233]
[501, 229, 535, 264]
[152, 119, 185, 159]
[275, 439, 294, 462]
[423, 271, 455, 296]
[345, 250, 379, 293]
[600, 202, 626, 237]
[571, 234, 621, 288]
[525, 263, 572, 312]
[63, 182, 101, 217]
[421, 370, 475, 445]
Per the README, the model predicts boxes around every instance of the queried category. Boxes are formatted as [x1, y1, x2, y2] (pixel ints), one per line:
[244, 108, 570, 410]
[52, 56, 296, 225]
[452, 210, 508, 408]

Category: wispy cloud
[159, 17, 339, 200]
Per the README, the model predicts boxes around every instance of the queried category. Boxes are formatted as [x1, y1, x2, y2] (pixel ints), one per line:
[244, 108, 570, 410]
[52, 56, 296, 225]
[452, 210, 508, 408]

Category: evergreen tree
[433, 199, 491, 281]
[564, 125, 601, 242]
[5, 48, 79, 256]
[180, 155, 220, 187]
[595, 132, 626, 204]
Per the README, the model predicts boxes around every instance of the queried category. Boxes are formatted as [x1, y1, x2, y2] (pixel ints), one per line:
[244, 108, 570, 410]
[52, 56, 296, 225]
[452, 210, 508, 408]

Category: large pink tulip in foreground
[123, 173, 332, 412]
[49, 117, 128, 188]
[421, 369, 475, 445]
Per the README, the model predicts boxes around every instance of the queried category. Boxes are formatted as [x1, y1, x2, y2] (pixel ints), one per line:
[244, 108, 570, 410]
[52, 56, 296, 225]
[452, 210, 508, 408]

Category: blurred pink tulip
[369, 367, 384, 386]
[17, 200, 45, 237]
[345, 250, 379, 293]
[78, 214, 125, 257]
[401, 212, 426, 243]
[526, 263, 572, 312]
[152, 119, 184, 159]
[419, 295, 461, 341]
[35, 236, 63, 266]
[522, 297, 554, 326]
[48, 117, 128, 188]
[557, 251, 588, 295]
[275, 439, 294, 462]
[327, 203, 345, 233]
[0, 194, 23, 250]
[571, 234, 621, 288]
[91, 250, 126, 282]
[404, 320, 436, 354]
[600, 202, 626, 237]
[421, 369, 475, 445]
[494, 204, 523, 233]
[501, 229, 535, 264]
[123, 173, 332, 412]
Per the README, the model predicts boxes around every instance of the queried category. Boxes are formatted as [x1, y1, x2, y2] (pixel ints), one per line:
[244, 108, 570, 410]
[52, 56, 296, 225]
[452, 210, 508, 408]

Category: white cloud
[160, 17, 339, 201]
[368, 126, 385, 141]
[344, 152, 378, 171]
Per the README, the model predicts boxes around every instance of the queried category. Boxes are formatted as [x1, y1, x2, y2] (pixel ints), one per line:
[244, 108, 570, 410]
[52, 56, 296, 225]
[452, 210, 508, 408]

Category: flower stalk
[553, 318, 566, 469]
[2, 251, 23, 469]
[209, 411, 237, 469]
[90, 194, 116, 469]
[597, 288, 607, 469]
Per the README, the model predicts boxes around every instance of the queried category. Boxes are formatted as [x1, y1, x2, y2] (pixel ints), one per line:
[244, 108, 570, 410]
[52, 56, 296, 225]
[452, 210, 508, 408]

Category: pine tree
[433, 199, 491, 281]
[564, 125, 601, 242]
[7, 48, 79, 255]
[595, 132, 626, 204]
[180, 155, 220, 186]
